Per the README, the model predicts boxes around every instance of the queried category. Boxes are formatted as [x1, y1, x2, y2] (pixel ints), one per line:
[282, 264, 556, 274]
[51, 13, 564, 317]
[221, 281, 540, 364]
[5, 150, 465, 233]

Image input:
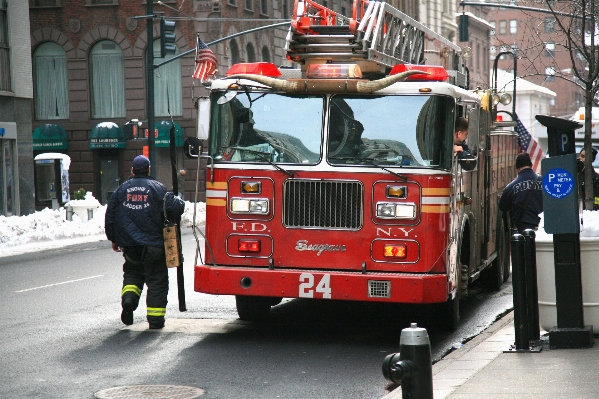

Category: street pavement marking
[122, 318, 251, 334]
[15, 274, 104, 293]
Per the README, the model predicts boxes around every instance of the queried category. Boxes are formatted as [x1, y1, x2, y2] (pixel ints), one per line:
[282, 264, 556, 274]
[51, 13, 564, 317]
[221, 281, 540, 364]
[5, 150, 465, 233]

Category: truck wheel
[488, 219, 508, 291]
[235, 295, 272, 321]
[432, 295, 460, 331]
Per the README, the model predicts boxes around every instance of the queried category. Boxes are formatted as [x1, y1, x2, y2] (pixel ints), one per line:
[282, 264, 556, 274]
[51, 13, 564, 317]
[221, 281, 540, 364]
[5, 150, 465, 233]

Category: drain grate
[95, 385, 205, 399]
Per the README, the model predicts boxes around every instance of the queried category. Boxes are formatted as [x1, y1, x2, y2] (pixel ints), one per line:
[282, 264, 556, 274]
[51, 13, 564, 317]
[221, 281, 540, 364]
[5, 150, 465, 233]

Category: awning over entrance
[32, 124, 68, 151]
[90, 122, 125, 149]
[155, 120, 184, 147]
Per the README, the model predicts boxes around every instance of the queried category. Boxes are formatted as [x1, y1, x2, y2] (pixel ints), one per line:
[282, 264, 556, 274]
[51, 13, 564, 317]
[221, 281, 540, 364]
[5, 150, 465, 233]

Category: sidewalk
[384, 311, 599, 399]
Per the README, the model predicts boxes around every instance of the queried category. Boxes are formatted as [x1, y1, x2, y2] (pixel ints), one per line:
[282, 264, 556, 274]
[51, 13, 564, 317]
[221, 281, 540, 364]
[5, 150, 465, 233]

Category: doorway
[98, 151, 121, 205]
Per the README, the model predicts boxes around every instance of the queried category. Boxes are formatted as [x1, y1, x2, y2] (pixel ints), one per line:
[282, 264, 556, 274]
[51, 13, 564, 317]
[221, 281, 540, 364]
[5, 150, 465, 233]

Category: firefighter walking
[105, 155, 185, 329]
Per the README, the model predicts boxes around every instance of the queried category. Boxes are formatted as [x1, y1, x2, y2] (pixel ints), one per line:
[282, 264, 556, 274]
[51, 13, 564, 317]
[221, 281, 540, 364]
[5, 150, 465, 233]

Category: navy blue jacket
[105, 174, 185, 247]
[499, 168, 543, 228]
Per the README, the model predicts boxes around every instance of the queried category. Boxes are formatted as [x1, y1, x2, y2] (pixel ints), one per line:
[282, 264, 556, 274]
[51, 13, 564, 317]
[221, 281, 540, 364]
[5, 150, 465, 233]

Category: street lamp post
[146, 1, 156, 177]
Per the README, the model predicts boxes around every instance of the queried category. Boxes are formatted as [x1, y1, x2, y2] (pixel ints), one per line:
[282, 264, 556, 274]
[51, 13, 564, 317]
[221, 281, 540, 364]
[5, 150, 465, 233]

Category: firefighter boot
[121, 297, 135, 326]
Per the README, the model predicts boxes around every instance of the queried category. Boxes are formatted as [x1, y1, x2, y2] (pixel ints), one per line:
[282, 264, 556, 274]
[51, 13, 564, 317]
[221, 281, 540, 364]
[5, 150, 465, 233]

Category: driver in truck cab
[453, 116, 472, 159]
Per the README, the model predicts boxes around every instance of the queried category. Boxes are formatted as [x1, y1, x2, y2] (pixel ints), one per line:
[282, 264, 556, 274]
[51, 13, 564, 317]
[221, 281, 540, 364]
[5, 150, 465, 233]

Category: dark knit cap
[132, 155, 150, 169]
[515, 153, 532, 169]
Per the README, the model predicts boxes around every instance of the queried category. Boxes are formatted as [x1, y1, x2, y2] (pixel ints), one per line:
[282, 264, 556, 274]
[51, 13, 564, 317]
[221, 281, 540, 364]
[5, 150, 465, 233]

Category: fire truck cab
[188, 0, 518, 329]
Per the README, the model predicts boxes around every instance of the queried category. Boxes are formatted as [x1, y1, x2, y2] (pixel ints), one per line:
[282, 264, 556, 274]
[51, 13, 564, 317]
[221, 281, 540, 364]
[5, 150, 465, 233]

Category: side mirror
[197, 96, 211, 140]
[459, 154, 477, 171]
[184, 137, 202, 159]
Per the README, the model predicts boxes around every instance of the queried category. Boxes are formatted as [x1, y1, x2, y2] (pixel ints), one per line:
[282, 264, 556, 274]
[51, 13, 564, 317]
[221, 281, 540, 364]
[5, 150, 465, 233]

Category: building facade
[485, 3, 585, 118]
[1, 1, 34, 217]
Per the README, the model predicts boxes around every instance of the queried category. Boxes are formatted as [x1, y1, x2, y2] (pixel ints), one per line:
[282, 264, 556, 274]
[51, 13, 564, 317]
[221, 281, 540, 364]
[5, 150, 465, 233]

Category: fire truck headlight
[231, 198, 269, 214]
[249, 199, 269, 213]
[377, 203, 396, 217]
[377, 203, 416, 219]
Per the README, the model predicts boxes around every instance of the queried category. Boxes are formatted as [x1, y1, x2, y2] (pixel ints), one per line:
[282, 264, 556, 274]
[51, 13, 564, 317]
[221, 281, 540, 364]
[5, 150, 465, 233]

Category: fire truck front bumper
[194, 265, 447, 303]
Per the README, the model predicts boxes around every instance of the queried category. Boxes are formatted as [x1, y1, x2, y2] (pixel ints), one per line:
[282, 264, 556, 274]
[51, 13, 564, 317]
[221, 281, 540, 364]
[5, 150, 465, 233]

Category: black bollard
[522, 229, 540, 341]
[511, 233, 530, 350]
[382, 323, 433, 399]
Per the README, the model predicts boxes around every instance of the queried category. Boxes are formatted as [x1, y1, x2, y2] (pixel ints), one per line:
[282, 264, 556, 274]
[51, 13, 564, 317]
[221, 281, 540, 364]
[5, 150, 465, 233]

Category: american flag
[515, 114, 544, 173]
[192, 37, 217, 82]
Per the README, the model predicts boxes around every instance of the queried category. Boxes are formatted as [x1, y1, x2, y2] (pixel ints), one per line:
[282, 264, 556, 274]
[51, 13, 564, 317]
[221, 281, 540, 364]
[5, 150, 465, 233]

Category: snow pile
[536, 210, 599, 239]
[0, 201, 206, 257]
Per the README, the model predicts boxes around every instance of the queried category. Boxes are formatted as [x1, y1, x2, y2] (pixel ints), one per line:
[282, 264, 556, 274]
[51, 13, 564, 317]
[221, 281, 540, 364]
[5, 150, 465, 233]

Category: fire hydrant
[382, 323, 433, 399]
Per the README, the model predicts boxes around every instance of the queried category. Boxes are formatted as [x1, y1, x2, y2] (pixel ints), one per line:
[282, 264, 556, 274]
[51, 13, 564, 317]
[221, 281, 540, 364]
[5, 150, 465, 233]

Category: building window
[489, 21, 496, 36]
[545, 66, 555, 82]
[229, 40, 240, 67]
[85, 0, 118, 5]
[260, 0, 268, 14]
[545, 42, 555, 56]
[246, 43, 256, 63]
[509, 20, 517, 34]
[545, 18, 555, 32]
[33, 42, 69, 120]
[31, 0, 61, 6]
[499, 20, 507, 35]
[245, 0, 253, 10]
[261, 46, 270, 62]
[153, 39, 182, 117]
[228, 0, 236, 6]
[0, 2, 10, 92]
[89, 40, 125, 118]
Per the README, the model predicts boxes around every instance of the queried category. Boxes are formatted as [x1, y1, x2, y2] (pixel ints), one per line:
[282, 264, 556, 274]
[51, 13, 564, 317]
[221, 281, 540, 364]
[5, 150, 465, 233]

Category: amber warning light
[306, 64, 363, 79]
[384, 244, 407, 258]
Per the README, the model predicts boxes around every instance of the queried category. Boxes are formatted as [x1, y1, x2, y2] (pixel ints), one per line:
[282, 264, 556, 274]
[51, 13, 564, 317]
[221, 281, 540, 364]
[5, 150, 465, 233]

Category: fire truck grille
[283, 180, 363, 229]
[368, 280, 391, 298]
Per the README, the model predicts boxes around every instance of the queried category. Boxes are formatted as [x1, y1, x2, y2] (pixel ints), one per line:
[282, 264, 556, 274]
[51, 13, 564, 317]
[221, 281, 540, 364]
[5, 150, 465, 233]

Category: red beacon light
[389, 64, 449, 82]
[496, 114, 504, 122]
[226, 62, 282, 77]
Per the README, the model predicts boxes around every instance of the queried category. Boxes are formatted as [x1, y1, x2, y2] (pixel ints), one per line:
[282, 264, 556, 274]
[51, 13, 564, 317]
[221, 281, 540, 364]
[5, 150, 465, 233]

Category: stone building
[1, 1, 34, 217]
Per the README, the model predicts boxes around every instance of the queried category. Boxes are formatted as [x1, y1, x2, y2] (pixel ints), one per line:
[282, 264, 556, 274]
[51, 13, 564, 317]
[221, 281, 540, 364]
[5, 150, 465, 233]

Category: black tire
[432, 294, 460, 331]
[235, 295, 272, 321]
[488, 217, 508, 291]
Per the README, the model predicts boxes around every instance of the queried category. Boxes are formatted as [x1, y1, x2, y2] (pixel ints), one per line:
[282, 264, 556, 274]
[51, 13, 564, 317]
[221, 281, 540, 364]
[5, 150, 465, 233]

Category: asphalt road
[0, 228, 513, 399]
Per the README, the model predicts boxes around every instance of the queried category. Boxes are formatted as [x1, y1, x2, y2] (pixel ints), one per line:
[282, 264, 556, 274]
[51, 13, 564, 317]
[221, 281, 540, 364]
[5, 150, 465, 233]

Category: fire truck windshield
[327, 95, 455, 170]
[209, 92, 323, 164]
[208, 91, 455, 170]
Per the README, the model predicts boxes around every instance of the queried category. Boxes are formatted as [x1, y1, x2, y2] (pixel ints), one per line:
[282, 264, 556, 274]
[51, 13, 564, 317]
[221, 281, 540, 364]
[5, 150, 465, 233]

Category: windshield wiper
[329, 156, 407, 181]
[220, 146, 295, 177]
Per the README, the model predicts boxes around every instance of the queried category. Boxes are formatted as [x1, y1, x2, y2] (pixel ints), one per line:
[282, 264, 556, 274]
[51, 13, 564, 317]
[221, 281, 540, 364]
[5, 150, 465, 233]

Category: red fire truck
[188, 0, 518, 329]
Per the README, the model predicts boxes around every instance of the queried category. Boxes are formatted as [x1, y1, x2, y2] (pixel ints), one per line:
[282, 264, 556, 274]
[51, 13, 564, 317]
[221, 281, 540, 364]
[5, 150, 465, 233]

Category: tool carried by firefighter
[186, 0, 518, 329]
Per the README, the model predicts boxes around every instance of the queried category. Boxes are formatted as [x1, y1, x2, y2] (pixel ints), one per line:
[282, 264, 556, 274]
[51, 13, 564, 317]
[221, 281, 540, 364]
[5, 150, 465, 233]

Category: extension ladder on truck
[285, 0, 466, 82]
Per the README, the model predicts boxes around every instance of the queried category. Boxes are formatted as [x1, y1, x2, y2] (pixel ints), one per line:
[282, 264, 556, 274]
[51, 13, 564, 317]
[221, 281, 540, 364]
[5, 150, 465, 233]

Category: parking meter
[541, 154, 593, 348]
[535, 115, 582, 157]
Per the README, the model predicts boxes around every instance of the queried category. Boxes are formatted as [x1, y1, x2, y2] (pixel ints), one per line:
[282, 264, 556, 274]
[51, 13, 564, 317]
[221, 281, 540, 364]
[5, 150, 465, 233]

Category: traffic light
[160, 18, 176, 58]
[459, 14, 469, 42]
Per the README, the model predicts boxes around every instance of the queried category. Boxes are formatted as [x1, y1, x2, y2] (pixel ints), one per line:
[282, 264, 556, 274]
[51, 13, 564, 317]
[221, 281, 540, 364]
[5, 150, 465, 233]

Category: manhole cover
[95, 385, 205, 399]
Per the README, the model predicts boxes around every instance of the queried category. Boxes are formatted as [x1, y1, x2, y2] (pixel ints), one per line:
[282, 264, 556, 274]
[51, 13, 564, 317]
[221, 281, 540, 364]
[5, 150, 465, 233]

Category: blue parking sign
[543, 168, 574, 199]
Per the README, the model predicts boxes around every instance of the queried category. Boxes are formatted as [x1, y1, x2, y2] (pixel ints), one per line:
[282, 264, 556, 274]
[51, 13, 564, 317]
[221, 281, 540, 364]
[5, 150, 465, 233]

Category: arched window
[229, 40, 240, 67]
[246, 43, 256, 63]
[33, 42, 69, 120]
[261, 46, 270, 63]
[89, 40, 125, 118]
[153, 39, 182, 117]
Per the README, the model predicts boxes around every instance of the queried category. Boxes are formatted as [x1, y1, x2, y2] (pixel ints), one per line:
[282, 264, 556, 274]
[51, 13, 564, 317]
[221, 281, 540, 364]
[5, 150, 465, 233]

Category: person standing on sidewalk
[105, 155, 185, 329]
[499, 153, 543, 233]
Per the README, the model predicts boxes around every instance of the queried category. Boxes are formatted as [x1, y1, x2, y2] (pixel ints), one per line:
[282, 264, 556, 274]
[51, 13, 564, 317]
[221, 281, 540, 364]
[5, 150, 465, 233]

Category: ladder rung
[293, 34, 357, 42]
[309, 25, 351, 34]
[291, 43, 362, 49]
[287, 52, 367, 59]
